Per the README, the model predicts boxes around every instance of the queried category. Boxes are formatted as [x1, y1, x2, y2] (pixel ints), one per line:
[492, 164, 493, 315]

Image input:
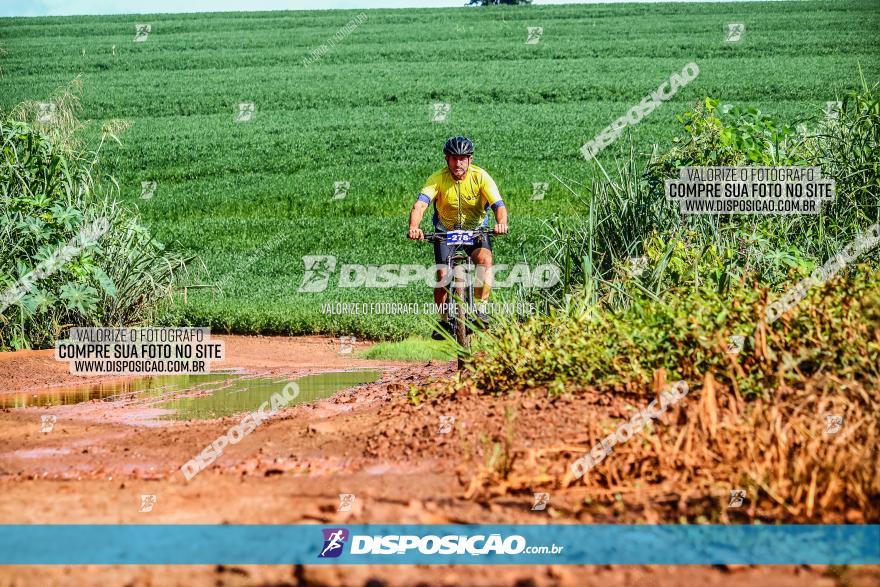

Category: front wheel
[452, 264, 471, 369]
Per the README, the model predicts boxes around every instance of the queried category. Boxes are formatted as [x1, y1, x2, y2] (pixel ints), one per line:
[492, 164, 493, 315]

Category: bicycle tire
[453, 262, 470, 369]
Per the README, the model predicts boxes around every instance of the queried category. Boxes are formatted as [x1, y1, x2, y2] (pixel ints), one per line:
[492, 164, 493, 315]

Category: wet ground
[0, 369, 381, 419]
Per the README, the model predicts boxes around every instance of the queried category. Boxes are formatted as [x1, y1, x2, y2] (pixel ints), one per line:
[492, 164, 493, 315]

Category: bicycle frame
[422, 227, 492, 358]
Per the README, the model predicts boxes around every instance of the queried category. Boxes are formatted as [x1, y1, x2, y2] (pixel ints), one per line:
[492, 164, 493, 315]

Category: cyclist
[407, 136, 508, 339]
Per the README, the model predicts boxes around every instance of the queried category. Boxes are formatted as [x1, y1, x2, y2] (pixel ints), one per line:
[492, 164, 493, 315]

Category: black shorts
[433, 235, 492, 265]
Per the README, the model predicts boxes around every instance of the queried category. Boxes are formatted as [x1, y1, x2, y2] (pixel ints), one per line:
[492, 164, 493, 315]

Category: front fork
[446, 253, 474, 322]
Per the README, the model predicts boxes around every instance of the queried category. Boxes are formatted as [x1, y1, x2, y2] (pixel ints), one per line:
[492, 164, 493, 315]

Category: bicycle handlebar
[420, 227, 504, 243]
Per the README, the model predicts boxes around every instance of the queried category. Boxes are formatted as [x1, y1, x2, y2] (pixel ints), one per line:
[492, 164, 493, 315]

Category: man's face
[446, 154, 472, 180]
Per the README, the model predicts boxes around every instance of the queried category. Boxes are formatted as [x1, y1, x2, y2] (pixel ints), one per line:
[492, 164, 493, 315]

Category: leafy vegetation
[0, 82, 191, 350]
[465, 80, 880, 398]
[524, 82, 880, 319]
[467, 268, 880, 398]
[1, 1, 877, 339]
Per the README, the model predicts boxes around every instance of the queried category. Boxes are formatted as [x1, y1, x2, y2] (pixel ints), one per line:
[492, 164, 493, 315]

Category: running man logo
[139, 494, 157, 513]
[141, 180, 157, 200]
[431, 102, 450, 123]
[728, 489, 746, 508]
[338, 493, 355, 512]
[40, 415, 57, 433]
[438, 415, 455, 434]
[339, 336, 355, 354]
[825, 101, 842, 120]
[332, 181, 350, 200]
[37, 102, 56, 124]
[319, 528, 349, 558]
[726, 335, 745, 355]
[134, 24, 151, 43]
[298, 255, 337, 293]
[824, 414, 844, 435]
[531, 181, 548, 201]
[627, 256, 649, 278]
[532, 492, 550, 511]
[236, 102, 255, 122]
[725, 23, 744, 42]
[526, 27, 543, 45]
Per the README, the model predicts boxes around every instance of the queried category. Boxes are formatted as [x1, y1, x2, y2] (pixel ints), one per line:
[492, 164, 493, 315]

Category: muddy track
[0, 335, 873, 586]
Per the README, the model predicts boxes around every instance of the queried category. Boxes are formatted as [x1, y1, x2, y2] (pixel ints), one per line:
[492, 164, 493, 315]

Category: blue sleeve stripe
[417, 194, 431, 204]
[491, 200, 505, 211]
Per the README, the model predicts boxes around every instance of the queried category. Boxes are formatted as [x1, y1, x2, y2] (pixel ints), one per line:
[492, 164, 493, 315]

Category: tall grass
[538, 145, 682, 312]
[806, 74, 880, 228]
[469, 268, 880, 396]
[527, 83, 880, 318]
[469, 81, 880, 403]
[0, 80, 193, 350]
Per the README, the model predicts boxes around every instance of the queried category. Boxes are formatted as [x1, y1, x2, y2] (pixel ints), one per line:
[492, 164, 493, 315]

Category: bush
[470, 268, 880, 399]
[643, 83, 880, 269]
[645, 97, 810, 186]
[0, 81, 192, 350]
[526, 83, 880, 320]
[805, 79, 880, 225]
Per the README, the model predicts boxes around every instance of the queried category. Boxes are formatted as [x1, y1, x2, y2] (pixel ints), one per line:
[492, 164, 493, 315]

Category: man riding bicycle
[407, 136, 509, 339]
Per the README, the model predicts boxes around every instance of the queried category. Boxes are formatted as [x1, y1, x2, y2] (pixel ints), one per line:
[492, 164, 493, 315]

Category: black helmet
[443, 136, 474, 156]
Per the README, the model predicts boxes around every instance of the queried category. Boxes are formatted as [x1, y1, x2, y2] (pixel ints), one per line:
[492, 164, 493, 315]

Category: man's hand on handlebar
[408, 227, 425, 240]
[493, 223, 509, 235]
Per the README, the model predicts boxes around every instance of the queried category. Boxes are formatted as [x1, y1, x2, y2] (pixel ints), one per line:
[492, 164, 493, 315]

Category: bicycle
[421, 227, 500, 368]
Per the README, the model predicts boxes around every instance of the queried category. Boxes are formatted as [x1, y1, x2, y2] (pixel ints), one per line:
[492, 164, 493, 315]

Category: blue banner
[0, 524, 877, 565]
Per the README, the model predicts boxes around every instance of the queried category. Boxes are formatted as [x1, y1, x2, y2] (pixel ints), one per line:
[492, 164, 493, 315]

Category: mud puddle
[0, 369, 381, 420]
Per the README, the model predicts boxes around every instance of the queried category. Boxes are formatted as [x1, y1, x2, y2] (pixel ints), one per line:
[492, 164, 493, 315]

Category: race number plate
[446, 230, 475, 246]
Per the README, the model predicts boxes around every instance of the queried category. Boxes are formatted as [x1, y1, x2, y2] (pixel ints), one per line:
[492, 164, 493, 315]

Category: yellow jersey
[417, 165, 504, 230]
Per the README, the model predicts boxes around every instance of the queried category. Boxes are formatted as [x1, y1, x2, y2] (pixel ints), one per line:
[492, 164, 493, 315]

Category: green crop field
[2, 0, 879, 339]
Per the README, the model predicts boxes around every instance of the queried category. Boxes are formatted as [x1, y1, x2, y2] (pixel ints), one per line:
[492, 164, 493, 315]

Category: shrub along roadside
[528, 82, 880, 319]
[493, 82, 880, 396]
[450, 269, 880, 521]
[0, 81, 192, 351]
[445, 83, 880, 522]
[466, 268, 880, 399]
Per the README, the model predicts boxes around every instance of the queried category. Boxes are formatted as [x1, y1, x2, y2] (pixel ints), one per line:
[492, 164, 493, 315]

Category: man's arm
[410, 172, 440, 240]
[493, 203, 508, 235]
[408, 200, 429, 240]
[479, 169, 508, 235]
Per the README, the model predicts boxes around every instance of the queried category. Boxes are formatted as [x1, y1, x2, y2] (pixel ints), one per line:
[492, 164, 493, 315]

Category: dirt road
[0, 336, 873, 586]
